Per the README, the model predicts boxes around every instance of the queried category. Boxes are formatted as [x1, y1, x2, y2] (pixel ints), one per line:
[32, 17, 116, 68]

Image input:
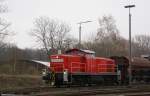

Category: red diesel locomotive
[43, 48, 127, 86]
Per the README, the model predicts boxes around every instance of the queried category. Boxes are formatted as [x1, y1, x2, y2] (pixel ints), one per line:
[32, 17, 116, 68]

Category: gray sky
[2, 0, 150, 49]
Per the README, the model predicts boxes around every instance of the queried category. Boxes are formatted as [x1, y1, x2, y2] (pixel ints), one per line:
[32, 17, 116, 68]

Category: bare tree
[96, 15, 119, 42]
[0, 19, 10, 48]
[91, 15, 128, 56]
[0, 0, 8, 13]
[132, 35, 150, 56]
[0, 0, 10, 49]
[134, 35, 150, 49]
[55, 21, 71, 49]
[31, 16, 71, 56]
[63, 36, 78, 49]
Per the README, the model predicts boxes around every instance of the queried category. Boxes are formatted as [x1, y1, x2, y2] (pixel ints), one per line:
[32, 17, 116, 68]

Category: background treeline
[81, 16, 150, 57]
[1, 15, 150, 75]
[0, 44, 48, 75]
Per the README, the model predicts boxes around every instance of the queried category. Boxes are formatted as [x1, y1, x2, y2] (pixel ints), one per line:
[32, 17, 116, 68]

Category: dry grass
[0, 61, 46, 91]
[0, 74, 44, 91]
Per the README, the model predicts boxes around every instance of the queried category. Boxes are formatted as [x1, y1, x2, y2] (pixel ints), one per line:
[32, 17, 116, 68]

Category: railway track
[34, 86, 150, 96]
[1, 84, 150, 96]
[0, 86, 53, 95]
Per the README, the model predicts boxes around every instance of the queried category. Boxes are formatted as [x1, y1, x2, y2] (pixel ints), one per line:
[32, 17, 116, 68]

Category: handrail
[71, 62, 86, 73]
[97, 63, 116, 72]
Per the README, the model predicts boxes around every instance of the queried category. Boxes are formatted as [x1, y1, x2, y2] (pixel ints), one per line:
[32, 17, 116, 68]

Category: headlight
[42, 69, 46, 76]
[42, 71, 46, 76]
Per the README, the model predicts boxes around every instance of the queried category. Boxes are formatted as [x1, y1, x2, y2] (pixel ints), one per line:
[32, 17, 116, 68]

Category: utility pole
[124, 4, 135, 85]
[78, 21, 92, 48]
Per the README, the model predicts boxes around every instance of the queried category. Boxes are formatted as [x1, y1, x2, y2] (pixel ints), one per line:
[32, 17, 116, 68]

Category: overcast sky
[1, 0, 150, 49]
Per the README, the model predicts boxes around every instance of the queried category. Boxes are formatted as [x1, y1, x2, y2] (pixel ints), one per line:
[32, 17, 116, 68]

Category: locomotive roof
[65, 48, 95, 54]
[132, 57, 150, 67]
